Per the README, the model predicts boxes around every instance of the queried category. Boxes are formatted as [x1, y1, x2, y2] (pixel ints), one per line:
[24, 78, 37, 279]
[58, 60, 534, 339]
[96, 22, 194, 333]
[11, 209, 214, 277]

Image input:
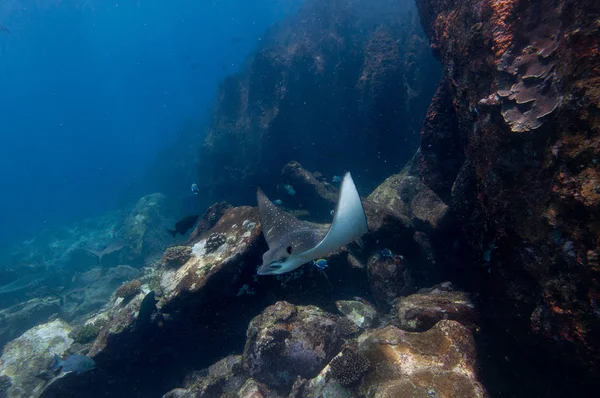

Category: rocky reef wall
[199, 0, 441, 204]
[415, 0, 600, 385]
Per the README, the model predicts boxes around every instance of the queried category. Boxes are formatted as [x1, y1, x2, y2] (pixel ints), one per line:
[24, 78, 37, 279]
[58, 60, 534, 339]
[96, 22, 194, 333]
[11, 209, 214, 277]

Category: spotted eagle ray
[257, 172, 368, 275]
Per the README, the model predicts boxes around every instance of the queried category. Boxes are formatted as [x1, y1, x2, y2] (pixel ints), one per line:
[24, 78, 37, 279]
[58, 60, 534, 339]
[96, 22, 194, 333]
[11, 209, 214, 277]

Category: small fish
[168, 214, 200, 238]
[380, 248, 394, 258]
[283, 184, 296, 196]
[0, 26, 10, 35]
[332, 175, 342, 184]
[312, 259, 328, 269]
[273, 199, 283, 206]
[52, 354, 96, 374]
[191, 183, 199, 195]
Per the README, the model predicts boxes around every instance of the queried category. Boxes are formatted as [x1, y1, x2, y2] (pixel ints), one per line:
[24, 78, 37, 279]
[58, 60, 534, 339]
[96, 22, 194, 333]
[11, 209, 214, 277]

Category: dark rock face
[242, 301, 342, 392]
[199, 0, 441, 204]
[415, 0, 600, 381]
[162, 355, 247, 398]
[367, 251, 411, 310]
[279, 161, 338, 221]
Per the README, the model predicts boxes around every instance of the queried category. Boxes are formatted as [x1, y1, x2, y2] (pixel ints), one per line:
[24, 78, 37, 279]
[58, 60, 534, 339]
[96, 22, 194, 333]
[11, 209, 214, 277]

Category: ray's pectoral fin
[301, 172, 368, 260]
[256, 172, 368, 275]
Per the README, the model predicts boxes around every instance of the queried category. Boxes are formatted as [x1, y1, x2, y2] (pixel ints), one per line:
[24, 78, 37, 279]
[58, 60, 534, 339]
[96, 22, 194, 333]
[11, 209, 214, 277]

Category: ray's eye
[286, 246, 293, 254]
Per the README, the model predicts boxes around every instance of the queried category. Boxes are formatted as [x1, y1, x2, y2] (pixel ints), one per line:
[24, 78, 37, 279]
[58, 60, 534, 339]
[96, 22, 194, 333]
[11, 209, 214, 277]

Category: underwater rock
[61, 265, 141, 322]
[87, 288, 156, 358]
[162, 389, 193, 398]
[279, 161, 338, 219]
[160, 206, 263, 308]
[199, 0, 439, 204]
[302, 321, 487, 398]
[416, 0, 600, 375]
[120, 193, 175, 266]
[0, 297, 62, 351]
[69, 319, 107, 345]
[335, 299, 378, 329]
[0, 319, 73, 398]
[368, 171, 449, 232]
[367, 250, 412, 310]
[161, 246, 193, 268]
[237, 378, 270, 398]
[185, 201, 232, 245]
[395, 282, 478, 332]
[171, 355, 247, 398]
[242, 301, 342, 392]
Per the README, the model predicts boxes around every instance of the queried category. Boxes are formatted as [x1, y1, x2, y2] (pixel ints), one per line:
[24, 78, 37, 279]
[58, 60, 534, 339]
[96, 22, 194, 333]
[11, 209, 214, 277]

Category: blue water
[0, 0, 302, 247]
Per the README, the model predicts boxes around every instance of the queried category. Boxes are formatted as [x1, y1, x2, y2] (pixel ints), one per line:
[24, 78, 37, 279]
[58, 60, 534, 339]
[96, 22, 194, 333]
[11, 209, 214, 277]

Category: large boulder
[299, 321, 488, 398]
[0, 297, 62, 351]
[395, 282, 478, 332]
[368, 170, 449, 232]
[119, 193, 175, 266]
[242, 301, 342, 392]
[0, 320, 73, 398]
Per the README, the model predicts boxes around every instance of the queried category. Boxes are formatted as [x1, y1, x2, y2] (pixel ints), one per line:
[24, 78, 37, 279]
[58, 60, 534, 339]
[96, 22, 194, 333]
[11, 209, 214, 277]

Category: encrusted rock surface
[367, 251, 412, 310]
[0, 297, 62, 351]
[159, 206, 262, 307]
[242, 301, 342, 392]
[163, 355, 247, 398]
[185, 201, 232, 245]
[0, 320, 73, 398]
[395, 282, 477, 332]
[368, 168, 449, 232]
[161, 246, 193, 268]
[415, 0, 600, 375]
[300, 321, 487, 398]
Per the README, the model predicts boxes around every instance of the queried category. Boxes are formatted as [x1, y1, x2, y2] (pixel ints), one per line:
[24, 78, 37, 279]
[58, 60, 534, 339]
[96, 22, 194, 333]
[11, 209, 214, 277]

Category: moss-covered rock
[69, 318, 107, 345]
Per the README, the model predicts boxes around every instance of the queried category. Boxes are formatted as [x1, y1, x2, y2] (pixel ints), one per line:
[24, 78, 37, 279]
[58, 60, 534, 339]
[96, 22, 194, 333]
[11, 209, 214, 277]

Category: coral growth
[161, 246, 192, 268]
[328, 348, 370, 386]
[115, 280, 141, 299]
[205, 233, 227, 253]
